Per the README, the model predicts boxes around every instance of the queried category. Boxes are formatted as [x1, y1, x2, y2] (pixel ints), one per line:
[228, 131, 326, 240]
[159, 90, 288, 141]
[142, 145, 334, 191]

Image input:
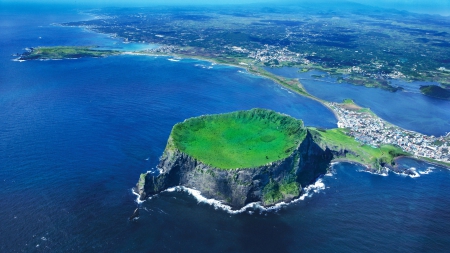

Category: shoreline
[332, 155, 450, 172]
[15, 46, 449, 169]
[133, 178, 327, 213]
[396, 155, 450, 169]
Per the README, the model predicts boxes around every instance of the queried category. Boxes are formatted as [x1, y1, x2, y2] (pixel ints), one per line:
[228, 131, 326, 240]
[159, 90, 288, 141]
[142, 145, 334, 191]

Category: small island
[420, 85, 450, 100]
[17, 46, 120, 61]
[135, 108, 411, 209]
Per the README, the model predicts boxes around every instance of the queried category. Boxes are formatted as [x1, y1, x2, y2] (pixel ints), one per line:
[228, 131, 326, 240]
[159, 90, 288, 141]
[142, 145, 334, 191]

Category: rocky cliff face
[135, 130, 333, 208]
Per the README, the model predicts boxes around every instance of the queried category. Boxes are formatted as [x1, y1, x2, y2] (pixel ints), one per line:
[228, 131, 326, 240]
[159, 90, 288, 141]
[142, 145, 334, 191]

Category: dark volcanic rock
[135, 130, 333, 208]
[129, 208, 139, 221]
[420, 85, 450, 100]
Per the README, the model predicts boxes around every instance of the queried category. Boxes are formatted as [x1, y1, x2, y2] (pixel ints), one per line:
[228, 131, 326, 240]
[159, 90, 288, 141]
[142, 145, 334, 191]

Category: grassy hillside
[170, 109, 306, 169]
[309, 128, 408, 169]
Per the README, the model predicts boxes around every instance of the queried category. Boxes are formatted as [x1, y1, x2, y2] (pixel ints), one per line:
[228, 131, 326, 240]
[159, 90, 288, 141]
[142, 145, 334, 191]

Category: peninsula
[329, 99, 450, 168]
[17, 46, 119, 60]
[135, 108, 414, 209]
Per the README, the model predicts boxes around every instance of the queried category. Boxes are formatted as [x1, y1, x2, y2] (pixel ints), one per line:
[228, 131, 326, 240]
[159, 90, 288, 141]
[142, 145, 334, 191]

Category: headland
[135, 109, 333, 208]
[134, 108, 434, 209]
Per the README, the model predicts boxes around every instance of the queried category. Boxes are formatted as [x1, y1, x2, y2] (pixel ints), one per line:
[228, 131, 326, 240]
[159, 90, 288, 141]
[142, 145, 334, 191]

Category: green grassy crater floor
[170, 109, 306, 169]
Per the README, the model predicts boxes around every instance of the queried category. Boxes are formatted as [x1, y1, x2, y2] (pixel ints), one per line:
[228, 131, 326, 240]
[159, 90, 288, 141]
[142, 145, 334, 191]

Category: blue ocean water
[264, 67, 450, 137]
[1, 4, 450, 253]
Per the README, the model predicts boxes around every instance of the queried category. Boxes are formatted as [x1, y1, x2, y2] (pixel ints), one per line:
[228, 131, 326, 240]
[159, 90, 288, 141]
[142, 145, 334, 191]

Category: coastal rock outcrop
[135, 130, 333, 208]
[133, 108, 409, 209]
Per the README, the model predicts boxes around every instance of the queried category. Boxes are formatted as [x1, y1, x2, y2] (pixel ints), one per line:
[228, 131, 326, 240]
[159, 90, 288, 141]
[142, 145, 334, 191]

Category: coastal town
[328, 101, 450, 163]
[245, 45, 303, 65]
[145, 43, 411, 85]
[142, 45, 179, 54]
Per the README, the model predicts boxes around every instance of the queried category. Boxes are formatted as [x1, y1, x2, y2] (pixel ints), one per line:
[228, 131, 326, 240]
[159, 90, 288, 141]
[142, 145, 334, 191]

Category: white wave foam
[301, 180, 325, 197]
[194, 63, 204, 67]
[165, 187, 177, 192]
[391, 167, 420, 178]
[325, 172, 334, 177]
[360, 167, 390, 177]
[359, 164, 434, 178]
[132, 188, 148, 204]
[163, 178, 327, 214]
[164, 186, 259, 214]
[407, 167, 420, 178]
[168, 58, 180, 62]
[419, 167, 435, 175]
[279, 87, 293, 94]
[325, 163, 337, 176]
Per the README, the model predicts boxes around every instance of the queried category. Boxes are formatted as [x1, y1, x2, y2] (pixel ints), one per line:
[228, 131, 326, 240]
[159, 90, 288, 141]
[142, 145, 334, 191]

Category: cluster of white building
[245, 45, 303, 64]
[328, 102, 450, 162]
[143, 46, 178, 54]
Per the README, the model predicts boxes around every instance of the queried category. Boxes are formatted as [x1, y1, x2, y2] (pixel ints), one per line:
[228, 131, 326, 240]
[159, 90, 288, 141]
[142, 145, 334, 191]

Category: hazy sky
[3, 0, 450, 15]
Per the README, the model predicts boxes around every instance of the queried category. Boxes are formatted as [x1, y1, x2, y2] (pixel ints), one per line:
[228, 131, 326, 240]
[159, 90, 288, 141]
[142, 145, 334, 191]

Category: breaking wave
[419, 167, 435, 175]
[162, 178, 327, 214]
[391, 167, 421, 178]
[360, 167, 390, 177]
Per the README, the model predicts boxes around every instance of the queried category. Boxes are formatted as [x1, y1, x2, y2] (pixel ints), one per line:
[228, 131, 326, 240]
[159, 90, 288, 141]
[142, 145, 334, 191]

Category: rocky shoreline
[363, 164, 417, 177]
[134, 130, 333, 209]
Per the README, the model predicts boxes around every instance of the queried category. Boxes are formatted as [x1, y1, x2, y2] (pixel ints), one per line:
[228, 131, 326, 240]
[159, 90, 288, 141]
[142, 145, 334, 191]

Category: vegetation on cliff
[19, 46, 119, 60]
[170, 108, 306, 169]
[309, 127, 408, 169]
[262, 176, 300, 206]
[137, 109, 414, 207]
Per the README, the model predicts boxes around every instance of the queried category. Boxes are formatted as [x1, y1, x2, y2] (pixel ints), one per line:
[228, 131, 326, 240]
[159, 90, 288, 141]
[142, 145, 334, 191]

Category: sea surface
[1, 4, 450, 253]
[264, 68, 450, 137]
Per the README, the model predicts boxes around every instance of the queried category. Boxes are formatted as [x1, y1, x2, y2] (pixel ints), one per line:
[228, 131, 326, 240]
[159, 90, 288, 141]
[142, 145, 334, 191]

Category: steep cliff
[134, 109, 406, 209]
[135, 130, 333, 208]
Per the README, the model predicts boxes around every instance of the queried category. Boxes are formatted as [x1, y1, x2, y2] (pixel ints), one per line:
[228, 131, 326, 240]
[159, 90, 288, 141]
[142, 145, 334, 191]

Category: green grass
[138, 173, 146, 189]
[262, 180, 284, 205]
[309, 127, 408, 168]
[247, 66, 310, 97]
[21, 46, 119, 60]
[170, 109, 306, 169]
[343, 99, 355, 104]
[262, 176, 300, 205]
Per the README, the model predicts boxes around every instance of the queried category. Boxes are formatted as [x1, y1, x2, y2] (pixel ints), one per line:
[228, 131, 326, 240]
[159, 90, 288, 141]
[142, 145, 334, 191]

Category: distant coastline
[16, 44, 450, 170]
